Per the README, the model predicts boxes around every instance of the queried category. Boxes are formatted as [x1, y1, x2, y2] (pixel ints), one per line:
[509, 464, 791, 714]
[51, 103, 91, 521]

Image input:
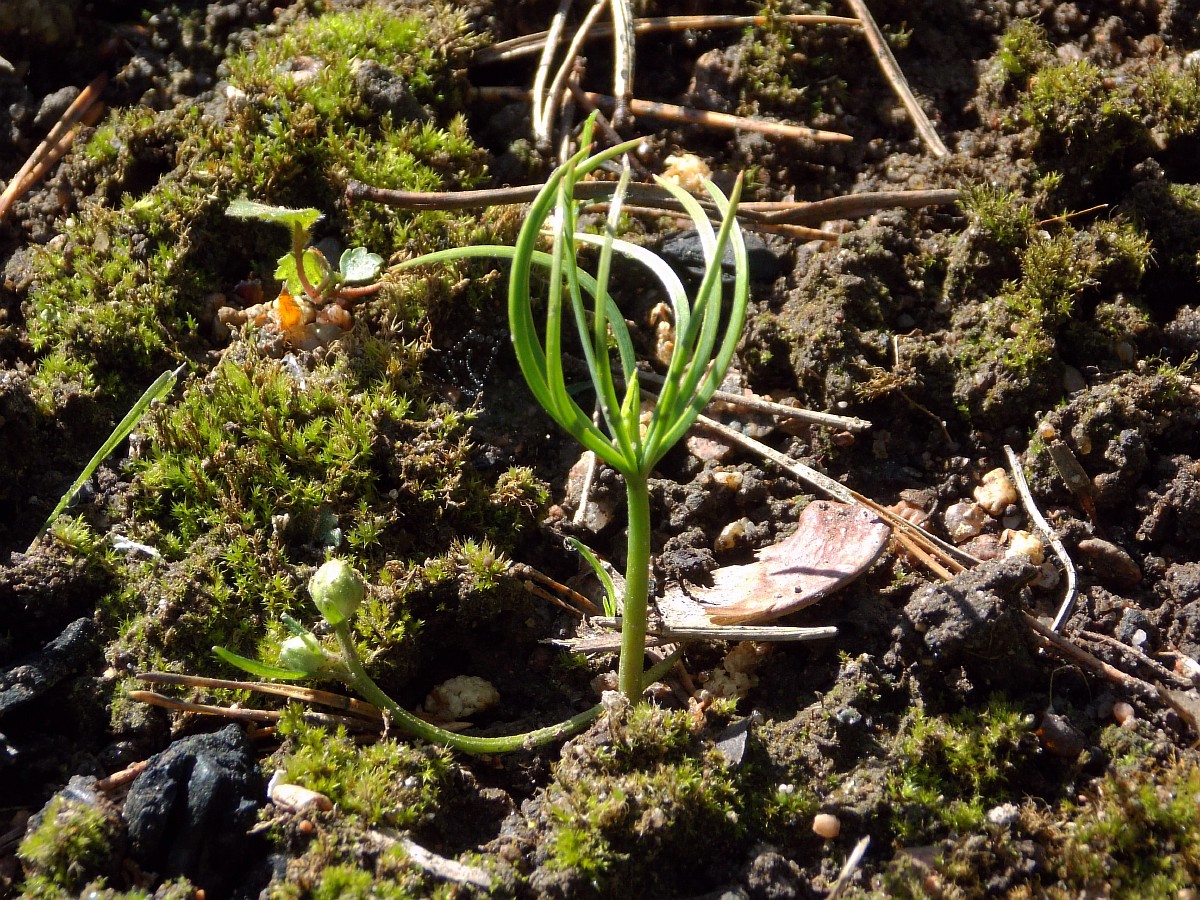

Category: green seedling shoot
[225, 198, 384, 304]
[32, 364, 183, 551]
[397, 116, 750, 699]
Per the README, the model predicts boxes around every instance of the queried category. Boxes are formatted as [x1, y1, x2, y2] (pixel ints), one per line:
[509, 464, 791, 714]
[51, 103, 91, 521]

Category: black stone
[123, 724, 263, 899]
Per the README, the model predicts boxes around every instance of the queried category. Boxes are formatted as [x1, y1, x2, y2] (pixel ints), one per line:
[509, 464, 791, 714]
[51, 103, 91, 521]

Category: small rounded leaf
[339, 247, 384, 284]
[309, 559, 366, 625]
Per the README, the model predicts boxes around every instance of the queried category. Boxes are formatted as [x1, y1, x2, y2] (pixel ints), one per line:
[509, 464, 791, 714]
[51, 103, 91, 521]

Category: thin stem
[292, 228, 323, 303]
[617, 472, 653, 699]
[332, 620, 679, 753]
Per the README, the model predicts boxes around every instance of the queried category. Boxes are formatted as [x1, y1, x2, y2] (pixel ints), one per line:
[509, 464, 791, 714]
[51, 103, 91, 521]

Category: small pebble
[1112, 701, 1136, 725]
[711, 470, 743, 491]
[1002, 529, 1045, 565]
[974, 468, 1018, 516]
[714, 517, 753, 552]
[1077, 537, 1142, 589]
[944, 501, 987, 542]
[270, 782, 333, 813]
[985, 802, 1019, 828]
[812, 813, 841, 839]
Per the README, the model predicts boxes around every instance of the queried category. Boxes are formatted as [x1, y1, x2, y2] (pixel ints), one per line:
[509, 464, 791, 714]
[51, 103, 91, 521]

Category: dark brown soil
[3, 0, 1200, 897]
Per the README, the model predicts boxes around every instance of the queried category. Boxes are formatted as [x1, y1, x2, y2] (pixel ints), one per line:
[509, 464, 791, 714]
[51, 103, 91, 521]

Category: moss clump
[275, 708, 454, 828]
[18, 790, 124, 898]
[535, 705, 748, 894]
[992, 19, 1053, 90]
[959, 184, 1037, 253]
[885, 697, 1036, 841]
[950, 218, 1151, 426]
[264, 708, 462, 897]
[1050, 760, 1200, 896]
[24, 3, 493, 409]
[107, 343, 545, 675]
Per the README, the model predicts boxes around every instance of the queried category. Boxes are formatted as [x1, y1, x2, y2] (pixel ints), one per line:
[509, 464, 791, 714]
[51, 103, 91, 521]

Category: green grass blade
[212, 645, 309, 680]
[566, 537, 618, 617]
[33, 364, 184, 548]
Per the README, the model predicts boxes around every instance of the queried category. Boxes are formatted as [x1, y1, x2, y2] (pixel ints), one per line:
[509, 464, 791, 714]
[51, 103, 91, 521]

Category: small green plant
[31, 364, 182, 551]
[398, 116, 749, 698]
[226, 199, 384, 305]
[217, 559, 682, 753]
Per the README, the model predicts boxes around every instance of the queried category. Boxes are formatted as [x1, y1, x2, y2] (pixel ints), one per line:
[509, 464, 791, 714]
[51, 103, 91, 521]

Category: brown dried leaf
[701, 501, 891, 625]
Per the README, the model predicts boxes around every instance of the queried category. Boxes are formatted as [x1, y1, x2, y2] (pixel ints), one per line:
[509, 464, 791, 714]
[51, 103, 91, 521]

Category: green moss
[1051, 761, 1200, 896]
[959, 184, 1036, 251]
[24, 3, 495, 412]
[1018, 59, 1143, 180]
[885, 697, 1034, 841]
[539, 705, 747, 893]
[993, 19, 1052, 89]
[276, 707, 454, 828]
[18, 793, 123, 897]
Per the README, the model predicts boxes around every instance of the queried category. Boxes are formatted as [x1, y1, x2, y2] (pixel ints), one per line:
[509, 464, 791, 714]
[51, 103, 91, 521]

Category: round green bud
[278, 635, 326, 675]
[309, 559, 366, 625]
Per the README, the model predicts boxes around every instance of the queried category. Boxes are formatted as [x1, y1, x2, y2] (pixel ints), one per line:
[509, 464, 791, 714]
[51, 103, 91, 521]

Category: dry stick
[475, 15, 862, 64]
[1079, 629, 1194, 689]
[472, 85, 854, 143]
[587, 616, 838, 645]
[128, 689, 380, 730]
[639, 369, 872, 433]
[135, 671, 383, 721]
[1003, 444, 1079, 632]
[610, 0, 636, 127]
[346, 180, 956, 230]
[745, 188, 961, 226]
[531, 0, 575, 147]
[692, 411, 977, 573]
[541, 0, 611, 148]
[0, 72, 108, 222]
[511, 561, 601, 616]
[842, 0, 948, 157]
[95, 759, 151, 792]
[1023, 613, 1160, 701]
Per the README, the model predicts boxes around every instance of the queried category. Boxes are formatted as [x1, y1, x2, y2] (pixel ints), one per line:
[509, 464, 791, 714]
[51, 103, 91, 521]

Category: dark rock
[659, 229, 786, 286]
[0, 616, 96, 715]
[124, 725, 264, 899]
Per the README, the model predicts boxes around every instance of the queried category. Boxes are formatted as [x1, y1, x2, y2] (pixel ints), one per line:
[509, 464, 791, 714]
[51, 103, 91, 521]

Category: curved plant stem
[617, 473, 652, 699]
[332, 620, 680, 754]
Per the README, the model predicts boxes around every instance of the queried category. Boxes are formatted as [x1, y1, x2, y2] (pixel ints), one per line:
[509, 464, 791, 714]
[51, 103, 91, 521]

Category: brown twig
[95, 759, 150, 792]
[510, 562, 602, 616]
[128, 689, 382, 730]
[0, 72, 108, 223]
[609, 0, 635, 127]
[1079, 630, 1194, 689]
[744, 188, 961, 225]
[842, 0, 948, 157]
[1023, 613, 1160, 701]
[135, 671, 383, 721]
[346, 179, 957, 231]
[472, 85, 854, 143]
[475, 15, 862, 64]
